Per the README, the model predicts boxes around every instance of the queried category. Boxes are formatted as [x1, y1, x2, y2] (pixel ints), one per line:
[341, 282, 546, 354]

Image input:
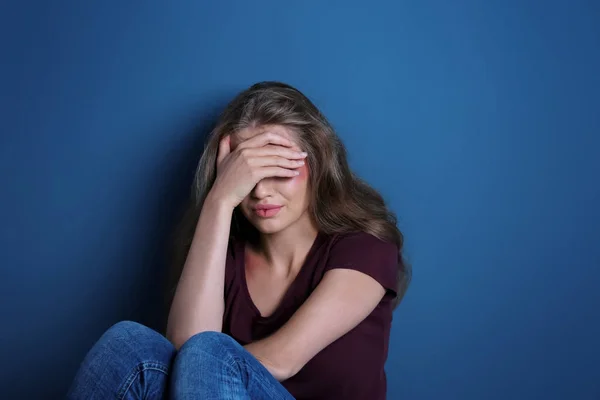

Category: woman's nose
[251, 179, 273, 199]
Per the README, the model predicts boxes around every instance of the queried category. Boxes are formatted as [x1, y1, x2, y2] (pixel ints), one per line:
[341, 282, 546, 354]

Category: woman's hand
[210, 131, 307, 209]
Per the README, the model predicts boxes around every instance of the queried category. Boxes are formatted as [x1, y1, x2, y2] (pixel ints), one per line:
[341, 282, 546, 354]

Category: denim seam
[116, 361, 170, 400]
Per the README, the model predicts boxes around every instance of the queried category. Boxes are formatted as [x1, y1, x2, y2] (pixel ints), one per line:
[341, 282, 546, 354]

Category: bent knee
[95, 320, 175, 362]
[103, 320, 153, 341]
[99, 321, 172, 351]
[178, 331, 240, 358]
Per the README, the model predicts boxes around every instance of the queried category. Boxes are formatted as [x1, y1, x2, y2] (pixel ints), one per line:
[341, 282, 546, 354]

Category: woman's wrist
[204, 188, 236, 215]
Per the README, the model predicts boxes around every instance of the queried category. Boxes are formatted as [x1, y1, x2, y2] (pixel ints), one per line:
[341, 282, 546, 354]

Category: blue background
[1, 1, 599, 399]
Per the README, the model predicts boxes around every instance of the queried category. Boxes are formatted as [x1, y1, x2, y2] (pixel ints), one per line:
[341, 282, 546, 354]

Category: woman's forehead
[230, 125, 299, 149]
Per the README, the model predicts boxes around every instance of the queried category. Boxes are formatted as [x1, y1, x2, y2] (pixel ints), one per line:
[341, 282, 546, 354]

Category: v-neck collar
[236, 231, 324, 322]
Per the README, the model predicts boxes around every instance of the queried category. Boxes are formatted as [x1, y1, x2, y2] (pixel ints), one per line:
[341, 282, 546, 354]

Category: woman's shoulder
[322, 231, 399, 296]
[328, 231, 399, 257]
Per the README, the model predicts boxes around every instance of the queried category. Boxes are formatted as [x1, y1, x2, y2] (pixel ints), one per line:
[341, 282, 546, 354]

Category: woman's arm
[166, 132, 305, 349]
[244, 268, 387, 381]
[166, 192, 233, 349]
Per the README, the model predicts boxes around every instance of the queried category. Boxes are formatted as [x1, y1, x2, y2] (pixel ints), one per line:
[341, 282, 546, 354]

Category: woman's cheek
[280, 163, 308, 194]
[296, 163, 308, 181]
[290, 163, 309, 187]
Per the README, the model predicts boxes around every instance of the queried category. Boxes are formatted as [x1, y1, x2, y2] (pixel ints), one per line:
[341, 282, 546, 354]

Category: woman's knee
[177, 331, 241, 362]
[169, 332, 248, 397]
[96, 320, 176, 362]
[98, 321, 151, 347]
[67, 321, 175, 399]
[103, 320, 150, 338]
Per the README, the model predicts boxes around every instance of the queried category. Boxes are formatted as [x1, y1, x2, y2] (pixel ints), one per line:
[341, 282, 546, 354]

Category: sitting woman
[67, 81, 410, 400]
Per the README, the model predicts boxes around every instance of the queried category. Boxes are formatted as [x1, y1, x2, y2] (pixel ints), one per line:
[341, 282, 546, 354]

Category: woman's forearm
[166, 191, 233, 349]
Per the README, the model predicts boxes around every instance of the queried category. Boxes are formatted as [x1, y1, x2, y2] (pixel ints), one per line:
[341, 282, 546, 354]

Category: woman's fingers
[243, 144, 307, 161]
[229, 131, 307, 181]
[250, 156, 305, 169]
[236, 131, 295, 151]
[257, 167, 301, 180]
[217, 135, 231, 167]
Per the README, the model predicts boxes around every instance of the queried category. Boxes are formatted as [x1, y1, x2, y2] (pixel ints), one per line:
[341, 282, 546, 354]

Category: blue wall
[1, 1, 598, 398]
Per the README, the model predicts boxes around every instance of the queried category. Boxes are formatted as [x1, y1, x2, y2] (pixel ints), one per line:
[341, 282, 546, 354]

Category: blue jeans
[66, 321, 295, 400]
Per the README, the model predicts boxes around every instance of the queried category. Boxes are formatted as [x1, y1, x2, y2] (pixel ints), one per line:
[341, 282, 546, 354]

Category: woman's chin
[252, 220, 286, 235]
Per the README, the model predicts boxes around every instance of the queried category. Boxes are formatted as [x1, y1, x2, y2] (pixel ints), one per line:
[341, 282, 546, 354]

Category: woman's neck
[256, 214, 319, 276]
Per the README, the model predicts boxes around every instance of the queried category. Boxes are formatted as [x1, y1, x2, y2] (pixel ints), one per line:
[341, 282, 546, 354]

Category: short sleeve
[326, 232, 399, 298]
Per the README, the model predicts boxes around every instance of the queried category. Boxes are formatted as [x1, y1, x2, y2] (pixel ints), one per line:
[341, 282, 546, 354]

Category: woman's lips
[253, 205, 283, 218]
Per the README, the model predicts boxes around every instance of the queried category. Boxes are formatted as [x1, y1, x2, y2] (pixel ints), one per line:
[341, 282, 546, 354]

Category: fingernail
[300, 152, 308, 156]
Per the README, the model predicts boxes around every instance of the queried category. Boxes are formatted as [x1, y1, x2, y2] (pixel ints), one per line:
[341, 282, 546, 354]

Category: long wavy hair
[167, 81, 411, 309]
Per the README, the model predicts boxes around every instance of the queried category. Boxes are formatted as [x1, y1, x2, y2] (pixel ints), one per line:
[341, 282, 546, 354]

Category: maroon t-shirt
[222, 231, 399, 400]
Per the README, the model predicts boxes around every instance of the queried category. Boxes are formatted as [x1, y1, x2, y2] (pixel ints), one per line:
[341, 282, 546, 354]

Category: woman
[67, 81, 410, 400]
